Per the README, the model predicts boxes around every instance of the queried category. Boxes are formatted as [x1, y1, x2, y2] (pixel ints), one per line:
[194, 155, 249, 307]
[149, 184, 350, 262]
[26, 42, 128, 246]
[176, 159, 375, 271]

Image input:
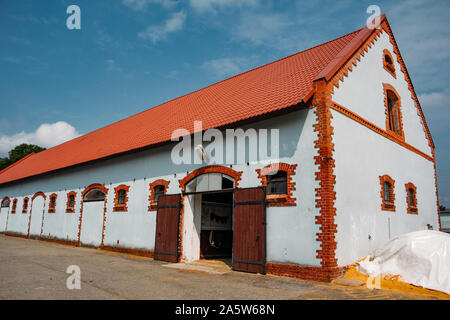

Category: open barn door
[233, 187, 266, 274]
[154, 194, 181, 262]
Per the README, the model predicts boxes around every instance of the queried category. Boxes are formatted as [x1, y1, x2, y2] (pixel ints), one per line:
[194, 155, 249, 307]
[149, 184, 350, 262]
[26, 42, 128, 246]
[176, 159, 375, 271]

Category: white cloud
[0, 122, 80, 156]
[122, 0, 177, 10]
[138, 11, 187, 43]
[190, 0, 259, 13]
[201, 57, 246, 78]
[231, 12, 293, 46]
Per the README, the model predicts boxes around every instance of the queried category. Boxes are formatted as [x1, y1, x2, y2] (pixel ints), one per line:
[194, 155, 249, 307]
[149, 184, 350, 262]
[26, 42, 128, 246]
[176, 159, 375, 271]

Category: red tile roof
[0, 22, 379, 185]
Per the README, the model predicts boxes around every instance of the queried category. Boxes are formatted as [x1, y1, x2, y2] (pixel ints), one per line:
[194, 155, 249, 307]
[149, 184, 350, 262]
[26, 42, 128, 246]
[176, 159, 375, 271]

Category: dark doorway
[200, 191, 233, 259]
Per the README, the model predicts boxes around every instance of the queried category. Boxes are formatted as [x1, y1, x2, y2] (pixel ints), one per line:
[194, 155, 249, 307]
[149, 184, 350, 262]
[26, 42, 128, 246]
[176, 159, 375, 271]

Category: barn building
[0, 15, 441, 282]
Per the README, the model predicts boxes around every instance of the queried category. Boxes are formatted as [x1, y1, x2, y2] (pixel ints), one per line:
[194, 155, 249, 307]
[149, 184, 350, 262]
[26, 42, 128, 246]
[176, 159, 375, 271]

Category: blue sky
[0, 0, 449, 206]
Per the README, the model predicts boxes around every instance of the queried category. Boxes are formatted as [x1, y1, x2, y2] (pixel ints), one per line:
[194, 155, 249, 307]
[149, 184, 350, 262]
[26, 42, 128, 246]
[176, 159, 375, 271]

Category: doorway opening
[200, 191, 233, 260]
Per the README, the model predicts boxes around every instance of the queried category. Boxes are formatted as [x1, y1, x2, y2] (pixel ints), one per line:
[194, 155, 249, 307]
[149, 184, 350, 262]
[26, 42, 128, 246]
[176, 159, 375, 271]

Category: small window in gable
[113, 185, 130, 212]
[383, 49, 396, 78]
[66, 191, 77, 213]
[405, 183, 418, 214]
[12, 199, 17, 213]
[380, 175, 395, 211]
[22, 197, 29, 214]
[148, 179, 170, 211]
[256, 163, 297, 207]
[48, 194, 57, 213]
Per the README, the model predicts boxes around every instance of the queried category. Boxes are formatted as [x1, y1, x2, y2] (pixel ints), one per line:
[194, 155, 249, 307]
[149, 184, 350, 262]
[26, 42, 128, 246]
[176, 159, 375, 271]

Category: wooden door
[154, 194, 181, 262]
[233, 187, 266, 274]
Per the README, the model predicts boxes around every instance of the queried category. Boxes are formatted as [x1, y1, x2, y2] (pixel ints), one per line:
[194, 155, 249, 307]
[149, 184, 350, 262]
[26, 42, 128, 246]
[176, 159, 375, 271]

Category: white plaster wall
[5, 197, 30, 235]
[0, 207, 9, 232]
[79, 201, 104, 246]
[332, 109, 439, 266]
[331, 30, 432, 157]
[29, 196, 45, 237]
[181, 194, 202, 261]
[0, 109, 321, 267]
[103, 179, 157, 250]
[41, 189, 82, 241]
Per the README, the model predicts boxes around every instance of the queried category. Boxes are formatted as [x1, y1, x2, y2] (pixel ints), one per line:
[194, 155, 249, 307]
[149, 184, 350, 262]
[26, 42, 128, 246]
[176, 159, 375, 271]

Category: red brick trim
[379, 175, 396, 212]
[256, 162, 297, 207]
[383, 83, 404, 140]
[31, 192, 46, 201]
[27, 192, 46, 238]
[40, 236, 78, 247]
[382, 49, 396, 78]
[148, 179, 170, 211]
[405, 182, 418, 215]
[311, 79, 340, 281]
[113, 184, 130, 212]
[66, 191, 77, 213]
[78, 184, 109, 248]
[178, 165, 242, 192]
[102, 245, 154, 258]
[11, 198, 17, 214]
[330, 102, 433, 162]
[22, 197, 29, 214]
[266, 263, 347, 283]
[381, 20, 434, 150]
[48, 193, 57, 213]
[327, 20, 434, 151]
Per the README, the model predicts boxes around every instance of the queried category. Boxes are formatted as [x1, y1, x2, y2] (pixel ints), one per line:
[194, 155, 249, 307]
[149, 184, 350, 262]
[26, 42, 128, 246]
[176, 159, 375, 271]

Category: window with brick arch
[49, 194, 57, 213]
[383, 49, 396, 78]
[1, 198, 9, 208]
[405, 183, 418, 214]
[12, 199, 17, 213]
[113, 185, 129, 212]
[22, 197, 29, 213]
[256, 163, 297, 207]
[387, 90, 400, 133]
[379, 175, 395, 212]
[66, 191, 77, 213]
[148, 179, 170, 211]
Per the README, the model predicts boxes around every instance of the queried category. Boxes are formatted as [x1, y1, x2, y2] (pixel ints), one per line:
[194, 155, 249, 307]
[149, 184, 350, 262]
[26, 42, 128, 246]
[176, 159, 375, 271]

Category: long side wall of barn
[0, 108, 322, 267]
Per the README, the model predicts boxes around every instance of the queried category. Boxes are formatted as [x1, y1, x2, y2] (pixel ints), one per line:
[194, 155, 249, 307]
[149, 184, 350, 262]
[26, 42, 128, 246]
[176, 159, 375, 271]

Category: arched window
[256, 163, 297, 206]
[66, 191, 77, 213]
[1, 198, 10, 208]
[148, 179, 170, 211]
[83, 189, 105, 202]
[22, 197, 29, 214]
[12, 199, 17, 213]
[405, 183, 418, 214]
[184, 173, 234, 193]
[379, 175, 395, 211]
[48, 194, 57, 213]
[383, 49, 396, 78]
[113, 185, 130, 212]
[383, 84, 403, 138]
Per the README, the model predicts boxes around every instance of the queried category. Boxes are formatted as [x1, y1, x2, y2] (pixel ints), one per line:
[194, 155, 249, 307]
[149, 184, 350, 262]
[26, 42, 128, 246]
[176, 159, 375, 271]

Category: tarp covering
[358, 230, 450, 294]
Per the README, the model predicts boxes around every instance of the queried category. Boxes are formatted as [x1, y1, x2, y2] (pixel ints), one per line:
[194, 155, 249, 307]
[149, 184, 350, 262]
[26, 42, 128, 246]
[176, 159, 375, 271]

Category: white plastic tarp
[358, 230, 450, 294]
